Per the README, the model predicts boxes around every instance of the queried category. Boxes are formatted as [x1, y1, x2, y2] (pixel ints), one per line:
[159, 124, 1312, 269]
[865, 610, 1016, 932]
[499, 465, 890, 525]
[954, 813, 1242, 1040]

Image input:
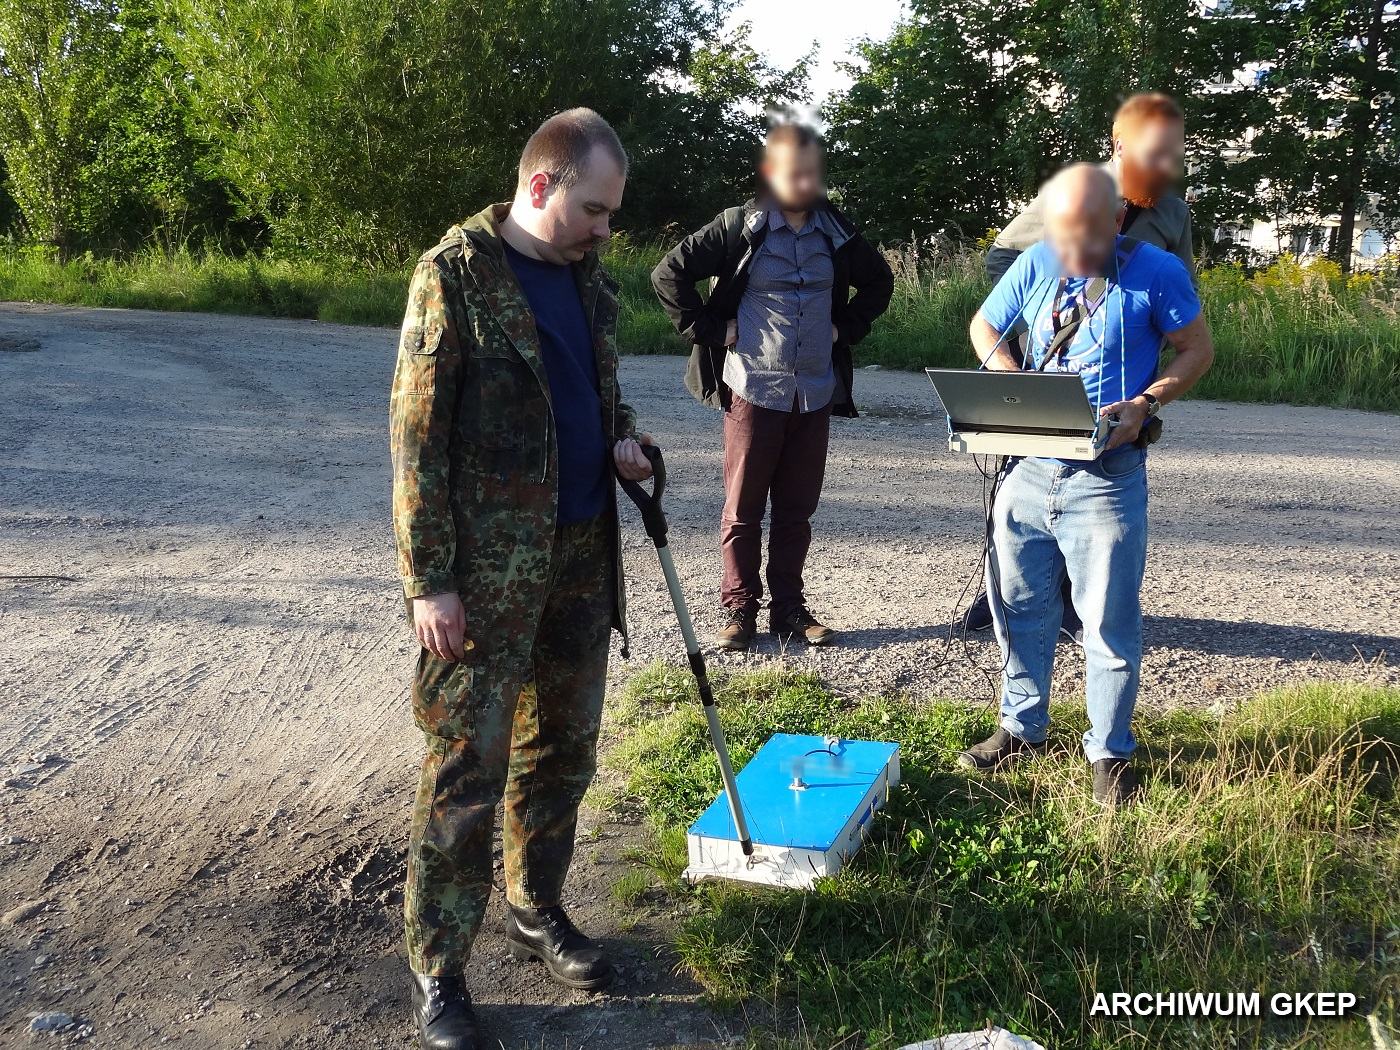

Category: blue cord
[979, 274, 1058, 371]
[1018, 276, 1060, 370]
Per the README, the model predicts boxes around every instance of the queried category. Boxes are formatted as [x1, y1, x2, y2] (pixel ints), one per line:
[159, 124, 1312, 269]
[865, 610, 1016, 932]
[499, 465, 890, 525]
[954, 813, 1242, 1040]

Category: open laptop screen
[925, 369, 1100, 434]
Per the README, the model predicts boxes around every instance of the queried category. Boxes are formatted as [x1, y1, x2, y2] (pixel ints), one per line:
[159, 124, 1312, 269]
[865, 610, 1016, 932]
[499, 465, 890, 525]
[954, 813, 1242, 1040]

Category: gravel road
[0, 303, 1396, 1048]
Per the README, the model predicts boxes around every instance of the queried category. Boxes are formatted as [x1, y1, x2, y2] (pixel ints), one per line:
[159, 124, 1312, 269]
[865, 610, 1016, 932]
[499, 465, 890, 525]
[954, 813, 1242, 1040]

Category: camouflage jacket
[390, 203, 638, 653]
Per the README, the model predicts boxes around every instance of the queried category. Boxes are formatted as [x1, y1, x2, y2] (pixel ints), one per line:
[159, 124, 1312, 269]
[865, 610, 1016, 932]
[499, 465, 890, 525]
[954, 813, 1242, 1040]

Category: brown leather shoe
[957, 728, 1047, 772]
[770, 605, 836, 646]
[714, 606, 757, 651]
[1092, 758, 1141, 806]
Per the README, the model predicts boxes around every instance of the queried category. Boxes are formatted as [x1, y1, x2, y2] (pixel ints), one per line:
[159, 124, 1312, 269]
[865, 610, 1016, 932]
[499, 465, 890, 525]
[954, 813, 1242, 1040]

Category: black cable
[978, 454, 1014, 682]
[914, 454, 1016, 759]
[0, 575, 77, 582]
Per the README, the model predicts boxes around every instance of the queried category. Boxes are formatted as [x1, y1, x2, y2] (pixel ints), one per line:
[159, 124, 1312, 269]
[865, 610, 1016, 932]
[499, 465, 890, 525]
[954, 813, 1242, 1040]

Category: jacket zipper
[458, 236, 551, 485]
[594, 280, 618, 440]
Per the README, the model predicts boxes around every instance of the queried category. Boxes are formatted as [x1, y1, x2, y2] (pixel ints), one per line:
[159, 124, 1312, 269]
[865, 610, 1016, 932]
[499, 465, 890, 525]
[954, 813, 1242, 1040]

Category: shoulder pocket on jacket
[403, 324, 444, 357]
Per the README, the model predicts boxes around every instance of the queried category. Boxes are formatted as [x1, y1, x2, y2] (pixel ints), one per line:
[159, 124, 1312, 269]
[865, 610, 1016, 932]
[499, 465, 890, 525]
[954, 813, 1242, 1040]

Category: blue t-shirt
[979, 237, 1201, 411]
[502, 241, 609, 525]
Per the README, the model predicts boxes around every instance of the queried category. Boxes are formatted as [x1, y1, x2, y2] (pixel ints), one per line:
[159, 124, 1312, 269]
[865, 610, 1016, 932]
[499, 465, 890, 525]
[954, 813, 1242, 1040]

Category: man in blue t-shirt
[958, 164, 1214, 805]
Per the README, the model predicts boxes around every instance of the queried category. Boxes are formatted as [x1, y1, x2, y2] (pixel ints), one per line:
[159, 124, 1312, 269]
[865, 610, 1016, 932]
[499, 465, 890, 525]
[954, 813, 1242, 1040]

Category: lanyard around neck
[1034, 275, 1111, 372]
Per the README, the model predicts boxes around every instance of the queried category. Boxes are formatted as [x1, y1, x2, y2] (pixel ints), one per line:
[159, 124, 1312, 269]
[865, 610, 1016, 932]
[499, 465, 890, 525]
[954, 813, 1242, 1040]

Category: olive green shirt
[987, 162, 1195, 285]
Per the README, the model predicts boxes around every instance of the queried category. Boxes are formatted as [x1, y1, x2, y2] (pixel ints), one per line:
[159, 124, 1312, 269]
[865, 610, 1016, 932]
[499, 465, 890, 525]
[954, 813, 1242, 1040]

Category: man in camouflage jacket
[390, 108, 651, 1050]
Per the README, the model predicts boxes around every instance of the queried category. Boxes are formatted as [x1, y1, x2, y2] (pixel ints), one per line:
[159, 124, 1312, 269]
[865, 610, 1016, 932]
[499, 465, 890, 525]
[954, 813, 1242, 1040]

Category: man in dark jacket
[652, 122, 893, 651]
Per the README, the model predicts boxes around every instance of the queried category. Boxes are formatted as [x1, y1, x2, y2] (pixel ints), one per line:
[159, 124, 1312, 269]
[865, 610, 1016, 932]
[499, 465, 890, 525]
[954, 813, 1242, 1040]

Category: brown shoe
[714, 606, 757, 651]
[957, 728, 1047, 772]
[770, 605, 836, 646]
[1092, 758, 1141, 806]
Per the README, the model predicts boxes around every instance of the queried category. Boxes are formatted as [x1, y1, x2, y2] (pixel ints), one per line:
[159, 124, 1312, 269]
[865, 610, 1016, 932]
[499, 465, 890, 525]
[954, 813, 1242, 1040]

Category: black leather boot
[410, 971, 478, 1050]
[505, 904, 614, 990]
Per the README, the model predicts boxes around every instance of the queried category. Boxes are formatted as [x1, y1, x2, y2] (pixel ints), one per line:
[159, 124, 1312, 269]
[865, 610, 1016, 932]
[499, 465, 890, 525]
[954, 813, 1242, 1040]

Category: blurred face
[761, 141, 823, 212]
[527, 145, 626, 262]
[1115, 118, 1184, 206]
[1045, 198, 1125, 278]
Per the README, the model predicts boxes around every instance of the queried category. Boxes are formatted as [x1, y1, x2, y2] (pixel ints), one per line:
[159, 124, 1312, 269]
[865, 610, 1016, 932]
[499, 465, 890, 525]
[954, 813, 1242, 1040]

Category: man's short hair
[765, 121, 821, 152]
[1112, 93, 1185, 143]
[517, 108, 628, 192]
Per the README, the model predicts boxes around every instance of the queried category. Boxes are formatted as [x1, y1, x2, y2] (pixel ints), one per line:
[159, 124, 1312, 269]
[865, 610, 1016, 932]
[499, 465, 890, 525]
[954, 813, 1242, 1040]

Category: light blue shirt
[725, 209, 836, 413]
[980, 237, 1201, 412]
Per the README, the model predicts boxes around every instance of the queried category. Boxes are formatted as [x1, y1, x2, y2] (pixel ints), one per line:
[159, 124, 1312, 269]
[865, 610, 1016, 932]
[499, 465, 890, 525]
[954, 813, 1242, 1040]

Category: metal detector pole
[618, 446, 753, 856]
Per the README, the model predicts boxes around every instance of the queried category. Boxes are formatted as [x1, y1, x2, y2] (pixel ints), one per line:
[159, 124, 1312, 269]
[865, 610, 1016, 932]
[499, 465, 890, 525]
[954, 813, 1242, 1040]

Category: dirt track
[0, 303, 1397, 1048]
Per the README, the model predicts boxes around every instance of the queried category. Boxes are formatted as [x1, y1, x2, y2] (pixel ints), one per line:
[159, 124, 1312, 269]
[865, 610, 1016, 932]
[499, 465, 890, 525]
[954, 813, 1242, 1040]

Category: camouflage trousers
[403, 513, 612, 975]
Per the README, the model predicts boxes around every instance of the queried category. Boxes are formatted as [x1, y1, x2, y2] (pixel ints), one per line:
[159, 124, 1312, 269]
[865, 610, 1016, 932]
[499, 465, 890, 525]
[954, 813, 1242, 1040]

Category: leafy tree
[1047, 0, 1212, 156]
[165, 0, 779, 263]
[826, 0, 1058, 244]
[0, 0, 231, 251]
[0, 0, 118, 249]
[621, 21, 811, 233]
[83, 0, 238, 250]
[826, 0, 1278, 258]
[1235, 0, 1399, 270]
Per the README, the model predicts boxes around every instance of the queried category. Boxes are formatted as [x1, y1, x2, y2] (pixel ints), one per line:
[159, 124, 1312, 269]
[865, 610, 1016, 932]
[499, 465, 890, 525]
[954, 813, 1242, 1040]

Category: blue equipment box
[684, 733, 900, 889]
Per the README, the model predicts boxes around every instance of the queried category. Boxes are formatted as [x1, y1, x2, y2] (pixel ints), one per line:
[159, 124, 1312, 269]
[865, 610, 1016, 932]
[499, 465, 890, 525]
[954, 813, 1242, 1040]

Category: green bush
[609, 666, 1400, 1048]
[3, 244, 1396, 413]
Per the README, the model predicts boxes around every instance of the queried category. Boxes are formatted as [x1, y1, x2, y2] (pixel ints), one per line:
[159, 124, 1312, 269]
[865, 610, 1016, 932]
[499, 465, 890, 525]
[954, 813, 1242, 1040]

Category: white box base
[682, 735, 900, 890]
[949, 420, 1109, 461]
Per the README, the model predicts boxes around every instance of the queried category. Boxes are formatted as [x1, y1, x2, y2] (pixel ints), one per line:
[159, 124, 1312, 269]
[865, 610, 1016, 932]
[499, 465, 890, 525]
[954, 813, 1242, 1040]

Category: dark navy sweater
[502, 241, 609, 525]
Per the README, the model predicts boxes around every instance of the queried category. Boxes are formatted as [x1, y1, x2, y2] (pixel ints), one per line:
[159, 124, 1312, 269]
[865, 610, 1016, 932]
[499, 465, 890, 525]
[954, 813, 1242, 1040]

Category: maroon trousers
[721, 395, 832, 617]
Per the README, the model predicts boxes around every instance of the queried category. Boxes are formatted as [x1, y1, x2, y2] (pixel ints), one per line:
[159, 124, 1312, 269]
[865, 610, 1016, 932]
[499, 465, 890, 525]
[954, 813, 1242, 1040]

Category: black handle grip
[617, 443, 669, 543]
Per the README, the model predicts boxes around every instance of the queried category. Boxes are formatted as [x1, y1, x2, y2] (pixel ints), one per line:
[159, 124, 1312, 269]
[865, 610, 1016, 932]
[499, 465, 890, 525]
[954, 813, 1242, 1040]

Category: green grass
[598, 236, 691, 355]
[0, 245, 408, 326]
[610, 867, 652, 907]
[3, 242, 1397, 412]
[1197, 258, 1400, 410]
[607, 663, 1400, 1049]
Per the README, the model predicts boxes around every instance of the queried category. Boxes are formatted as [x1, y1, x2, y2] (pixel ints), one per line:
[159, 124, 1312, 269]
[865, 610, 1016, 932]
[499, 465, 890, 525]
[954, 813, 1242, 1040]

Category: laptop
[925, 368, 1112, 461]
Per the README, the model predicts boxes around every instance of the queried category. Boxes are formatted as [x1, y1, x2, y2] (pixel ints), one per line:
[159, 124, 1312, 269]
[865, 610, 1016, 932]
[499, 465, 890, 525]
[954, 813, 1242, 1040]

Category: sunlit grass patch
[4, 243, 1395, 413]
[608, 665, 1400, 1048]
[0, 245, 410, 325]
[610, 867, 652, 907]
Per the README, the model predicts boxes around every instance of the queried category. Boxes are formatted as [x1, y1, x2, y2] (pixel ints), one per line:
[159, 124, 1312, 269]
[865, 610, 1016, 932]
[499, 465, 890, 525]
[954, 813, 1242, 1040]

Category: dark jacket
[650, 197, 894, 418]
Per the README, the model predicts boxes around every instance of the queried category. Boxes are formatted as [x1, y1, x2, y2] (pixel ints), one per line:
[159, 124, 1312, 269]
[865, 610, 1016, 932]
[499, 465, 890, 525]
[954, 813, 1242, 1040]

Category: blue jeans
[985, 446, 1149, 762]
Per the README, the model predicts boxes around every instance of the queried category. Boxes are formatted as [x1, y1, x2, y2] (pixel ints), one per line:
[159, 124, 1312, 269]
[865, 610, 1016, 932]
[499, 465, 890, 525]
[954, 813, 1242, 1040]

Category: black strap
[1122, 203, 1145, 235]
[1036, 276, 1109, 371]
[1032, 237, 1142, 372]
[710, 206, 762, 301]
[720, 206, 747, 263]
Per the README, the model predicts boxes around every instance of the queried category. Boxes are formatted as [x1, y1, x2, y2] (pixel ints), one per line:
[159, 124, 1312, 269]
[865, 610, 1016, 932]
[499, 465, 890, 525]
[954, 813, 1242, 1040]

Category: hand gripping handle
[616, 443, 669, 545]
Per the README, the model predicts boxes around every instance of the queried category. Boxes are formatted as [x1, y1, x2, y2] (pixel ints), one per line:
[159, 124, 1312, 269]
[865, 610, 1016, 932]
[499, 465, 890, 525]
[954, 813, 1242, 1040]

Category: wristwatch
[1136, 393, 1161, 417]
